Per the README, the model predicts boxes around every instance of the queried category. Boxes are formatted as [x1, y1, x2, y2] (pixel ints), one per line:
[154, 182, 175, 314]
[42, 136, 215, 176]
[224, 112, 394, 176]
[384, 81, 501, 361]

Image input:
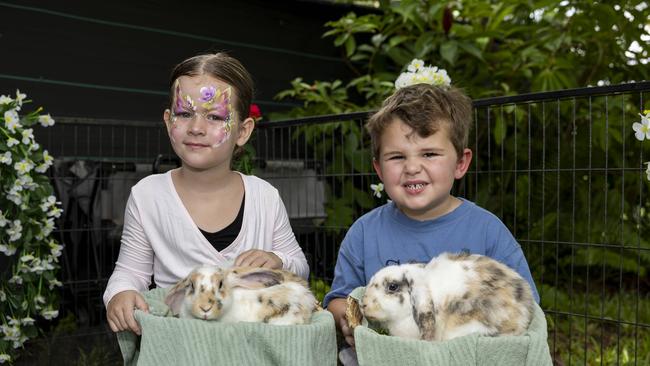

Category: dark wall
[0, 0, 359, 122]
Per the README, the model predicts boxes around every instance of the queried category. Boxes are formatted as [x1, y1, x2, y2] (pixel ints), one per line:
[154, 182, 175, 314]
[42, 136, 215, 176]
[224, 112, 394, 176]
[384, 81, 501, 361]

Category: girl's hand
[234, 249, 283, 269]
[106, 290, 149, 335]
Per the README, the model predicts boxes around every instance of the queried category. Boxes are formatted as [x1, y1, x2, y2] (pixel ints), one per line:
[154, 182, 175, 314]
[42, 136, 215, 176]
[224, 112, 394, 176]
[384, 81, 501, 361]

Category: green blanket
[116, 288, 337, 366]
[349, 287, 553, 366]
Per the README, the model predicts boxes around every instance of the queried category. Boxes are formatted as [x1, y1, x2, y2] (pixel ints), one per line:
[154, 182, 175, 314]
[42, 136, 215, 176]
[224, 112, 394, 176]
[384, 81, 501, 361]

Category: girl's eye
[176, 111, 193, 119]
[206, 114, 224, 122]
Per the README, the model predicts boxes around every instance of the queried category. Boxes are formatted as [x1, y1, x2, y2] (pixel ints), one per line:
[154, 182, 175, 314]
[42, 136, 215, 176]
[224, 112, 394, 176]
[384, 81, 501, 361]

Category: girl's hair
[168, 53, 254, 122]
[366, 84, 472, 159]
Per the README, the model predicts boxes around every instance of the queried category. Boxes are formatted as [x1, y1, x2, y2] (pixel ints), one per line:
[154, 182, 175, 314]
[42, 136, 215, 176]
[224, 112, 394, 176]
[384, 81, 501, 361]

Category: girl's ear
[454, 148, 473, 180]
[236, 117, 255, 147]
[372, 158, 384, 182]
[163, 109, 172, 133]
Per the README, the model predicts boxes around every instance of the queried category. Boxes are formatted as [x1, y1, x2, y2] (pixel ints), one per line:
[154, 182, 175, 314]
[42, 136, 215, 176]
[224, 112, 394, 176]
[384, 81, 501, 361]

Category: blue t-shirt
[323, 198, 540, 307]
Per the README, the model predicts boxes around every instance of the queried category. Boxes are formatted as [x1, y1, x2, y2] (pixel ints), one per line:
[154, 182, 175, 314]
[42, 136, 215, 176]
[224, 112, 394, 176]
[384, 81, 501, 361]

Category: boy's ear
[454, 148, 472, 179]
[372, 158, 384, 182]
[236, 117, 255, 146]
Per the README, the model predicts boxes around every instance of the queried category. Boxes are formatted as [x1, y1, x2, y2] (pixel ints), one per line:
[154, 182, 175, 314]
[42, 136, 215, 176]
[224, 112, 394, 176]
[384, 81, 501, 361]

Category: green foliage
[310, 278, 332, 303]
[0, 91, 64, 364]
[542, 284, 650, 364]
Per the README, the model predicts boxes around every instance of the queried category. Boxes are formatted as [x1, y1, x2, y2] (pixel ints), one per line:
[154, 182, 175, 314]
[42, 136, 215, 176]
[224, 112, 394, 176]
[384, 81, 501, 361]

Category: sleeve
[269, 190, 310, 280]
[486, 222, 540, 303]
[322, 222, 365, 308]
[102, 192, 154, 307]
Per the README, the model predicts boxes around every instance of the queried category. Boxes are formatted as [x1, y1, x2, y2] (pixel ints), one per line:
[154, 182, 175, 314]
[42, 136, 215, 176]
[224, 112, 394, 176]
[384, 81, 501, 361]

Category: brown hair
[168, 52, 254, 123]
[366, 84, 472, 159]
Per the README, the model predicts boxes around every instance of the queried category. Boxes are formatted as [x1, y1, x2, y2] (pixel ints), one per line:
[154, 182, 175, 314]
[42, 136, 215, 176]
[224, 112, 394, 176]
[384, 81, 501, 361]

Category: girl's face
[164, 74, 253, 171]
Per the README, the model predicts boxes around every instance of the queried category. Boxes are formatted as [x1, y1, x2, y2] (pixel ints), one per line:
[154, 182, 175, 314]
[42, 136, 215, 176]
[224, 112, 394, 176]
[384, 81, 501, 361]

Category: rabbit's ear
[228, 268, 283, 289]
[408, 275, 436, 341]
[164, 276, 191, 315]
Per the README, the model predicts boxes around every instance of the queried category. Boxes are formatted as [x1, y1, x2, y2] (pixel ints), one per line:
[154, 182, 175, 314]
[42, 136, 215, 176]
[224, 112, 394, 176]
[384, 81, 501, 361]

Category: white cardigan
[103, 171, 309, 306]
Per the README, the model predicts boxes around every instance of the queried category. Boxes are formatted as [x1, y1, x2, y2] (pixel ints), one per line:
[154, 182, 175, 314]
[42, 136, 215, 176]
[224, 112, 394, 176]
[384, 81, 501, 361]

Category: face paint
[169, 79, 235, 148]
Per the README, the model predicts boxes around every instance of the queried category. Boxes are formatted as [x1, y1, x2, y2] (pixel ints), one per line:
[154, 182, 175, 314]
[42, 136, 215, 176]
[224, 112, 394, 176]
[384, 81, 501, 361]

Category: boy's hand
[340, 317, 355, 348]
[107, 290, 149, 335]
[234, 249, 283, 269]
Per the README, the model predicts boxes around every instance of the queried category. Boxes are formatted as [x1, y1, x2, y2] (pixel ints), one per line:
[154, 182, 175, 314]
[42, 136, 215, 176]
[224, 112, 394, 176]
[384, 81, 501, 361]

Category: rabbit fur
[164, 265, 317, 325]
[360, 252, 535, 341]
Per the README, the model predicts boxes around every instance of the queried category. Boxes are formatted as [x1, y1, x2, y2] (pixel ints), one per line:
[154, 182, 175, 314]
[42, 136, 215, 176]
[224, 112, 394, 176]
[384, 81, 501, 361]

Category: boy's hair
[366, 84, 472, 159]
[169, 52, 254, 122]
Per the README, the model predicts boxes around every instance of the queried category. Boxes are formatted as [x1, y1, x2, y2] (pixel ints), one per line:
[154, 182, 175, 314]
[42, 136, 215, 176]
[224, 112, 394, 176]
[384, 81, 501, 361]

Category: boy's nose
[404, 159, 422, 174]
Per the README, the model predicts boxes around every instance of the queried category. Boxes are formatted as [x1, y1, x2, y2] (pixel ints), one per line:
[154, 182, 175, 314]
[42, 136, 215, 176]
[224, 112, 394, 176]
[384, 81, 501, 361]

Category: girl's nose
[187, 116, 206, 135]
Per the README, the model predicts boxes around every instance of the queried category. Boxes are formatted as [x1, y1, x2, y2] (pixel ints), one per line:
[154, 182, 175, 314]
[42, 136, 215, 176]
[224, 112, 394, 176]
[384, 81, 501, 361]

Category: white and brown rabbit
[214, 266, 318, 325]
[164, 265, 318, 325]
[164, 264, 226, 320]
[360, 252, 535, 341]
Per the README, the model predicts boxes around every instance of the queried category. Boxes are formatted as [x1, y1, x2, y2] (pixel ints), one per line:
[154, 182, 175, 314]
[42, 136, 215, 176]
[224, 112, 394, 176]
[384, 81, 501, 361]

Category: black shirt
[199, 194, 245, 252]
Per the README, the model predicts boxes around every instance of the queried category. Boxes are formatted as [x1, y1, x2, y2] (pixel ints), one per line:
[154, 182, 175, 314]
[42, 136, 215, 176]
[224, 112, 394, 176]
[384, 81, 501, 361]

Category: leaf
[345, 36, 356, 57]
[440, 40, 458, 65]
[493, 117, 507, 146]
[458, 41, 485, 61]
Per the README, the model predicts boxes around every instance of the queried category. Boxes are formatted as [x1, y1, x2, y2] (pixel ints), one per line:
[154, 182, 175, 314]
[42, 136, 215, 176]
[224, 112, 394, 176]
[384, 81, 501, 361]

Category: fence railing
[33, 81, 650, 364]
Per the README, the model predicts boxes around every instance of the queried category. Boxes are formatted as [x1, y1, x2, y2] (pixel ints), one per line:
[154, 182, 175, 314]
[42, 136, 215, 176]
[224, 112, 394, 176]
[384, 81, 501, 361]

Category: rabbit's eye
[387, 283, 400, 292]
[218, 281, 223, 290]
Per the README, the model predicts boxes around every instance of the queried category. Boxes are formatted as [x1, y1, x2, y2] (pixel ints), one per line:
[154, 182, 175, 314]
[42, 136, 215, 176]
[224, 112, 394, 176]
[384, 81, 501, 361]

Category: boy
[324, 83, 539, 348]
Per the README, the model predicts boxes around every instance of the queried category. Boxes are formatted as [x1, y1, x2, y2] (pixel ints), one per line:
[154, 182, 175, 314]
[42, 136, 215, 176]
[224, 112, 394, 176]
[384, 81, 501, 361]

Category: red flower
[249, 104, 262, 121]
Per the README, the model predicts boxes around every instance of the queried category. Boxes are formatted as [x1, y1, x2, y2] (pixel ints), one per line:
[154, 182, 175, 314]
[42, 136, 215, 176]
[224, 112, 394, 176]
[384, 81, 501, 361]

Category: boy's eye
[388, 156, 404, 160]
[423, 152, 439, 158]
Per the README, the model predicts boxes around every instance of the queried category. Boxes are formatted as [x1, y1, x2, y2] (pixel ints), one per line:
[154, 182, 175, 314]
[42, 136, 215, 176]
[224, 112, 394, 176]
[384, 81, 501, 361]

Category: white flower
[370, 182, 384, 198]
[6, 191, 22, 206]
[48, 279, 63, 289]
[21, 128, 34, 145]
[645, 162, 650, 181]
[0, 353, 10, 363]
[0, 245, 17, 256]
[49, 240, 63, 258]
[8, 275, 22, 285]
[407, 58, 425, 72]
[21, 317, 35, 326]
[6, 137, 19, 147]
[41, 218, 55, 237]
[0, 152, 12, 165]
[0, 210, 7, 227]
[633, 112, 650, 141]
[47, 207, 63, 218]
[30, 142, 40, 151]
[38, 114, 55, 127]
[7, 220, 22, 242]
[14, 159, 34, 175]
[20, 254, 35, 262]
[4, 110, 20, 132]
[41, 309, 59, 320]
[18, 175, 37, 190]
[15, 89, 26, 105]
[395, 59, 452, 90]
[42, 150, 53, 165]
[0, 94, 13, 105]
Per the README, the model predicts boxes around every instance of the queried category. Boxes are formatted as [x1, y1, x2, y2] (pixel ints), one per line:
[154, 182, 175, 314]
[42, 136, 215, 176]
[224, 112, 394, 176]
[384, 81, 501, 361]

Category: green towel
[116, 287, 337, 366]
[349, 287, 553, 366]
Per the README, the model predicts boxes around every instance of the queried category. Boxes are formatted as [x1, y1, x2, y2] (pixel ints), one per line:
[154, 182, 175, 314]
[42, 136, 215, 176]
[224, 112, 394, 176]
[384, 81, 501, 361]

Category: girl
[104, 53, 309, 335]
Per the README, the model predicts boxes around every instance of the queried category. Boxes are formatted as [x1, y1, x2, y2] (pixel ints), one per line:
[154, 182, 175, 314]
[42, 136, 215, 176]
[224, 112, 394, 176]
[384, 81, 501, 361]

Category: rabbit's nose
[200, 305, 212, 312]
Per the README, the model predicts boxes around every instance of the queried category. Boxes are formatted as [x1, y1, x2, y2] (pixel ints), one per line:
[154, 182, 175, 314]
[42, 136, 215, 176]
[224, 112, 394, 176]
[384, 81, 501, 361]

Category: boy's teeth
[406, 184, 425, 189]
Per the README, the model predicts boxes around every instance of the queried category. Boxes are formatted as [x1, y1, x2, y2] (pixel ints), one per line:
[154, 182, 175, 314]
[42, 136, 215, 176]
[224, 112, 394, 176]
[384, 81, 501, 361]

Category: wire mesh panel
[254, 82, 650, 365]
[29, 82, 650, 364]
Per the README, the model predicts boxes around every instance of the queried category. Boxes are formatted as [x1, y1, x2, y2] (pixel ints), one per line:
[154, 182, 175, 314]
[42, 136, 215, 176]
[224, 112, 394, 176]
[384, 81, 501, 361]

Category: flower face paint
[170, 79, 234, 148]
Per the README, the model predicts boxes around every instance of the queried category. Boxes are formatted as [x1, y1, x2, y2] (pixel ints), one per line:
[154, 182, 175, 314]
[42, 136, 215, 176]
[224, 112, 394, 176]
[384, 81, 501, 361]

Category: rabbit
[212, 266, 318, 325]
[164, 264, 225, 320]
[360, 252, 535, 341]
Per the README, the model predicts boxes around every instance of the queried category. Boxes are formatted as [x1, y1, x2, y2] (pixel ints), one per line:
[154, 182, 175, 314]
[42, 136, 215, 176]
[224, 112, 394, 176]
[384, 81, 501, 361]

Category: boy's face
[163, 74, 253, 171]
[372, 118, 472, 221]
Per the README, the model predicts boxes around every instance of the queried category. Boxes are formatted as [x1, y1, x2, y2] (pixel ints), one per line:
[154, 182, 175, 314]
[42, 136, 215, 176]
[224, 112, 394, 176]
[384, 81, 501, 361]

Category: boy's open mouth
[403, 182, 428, 193]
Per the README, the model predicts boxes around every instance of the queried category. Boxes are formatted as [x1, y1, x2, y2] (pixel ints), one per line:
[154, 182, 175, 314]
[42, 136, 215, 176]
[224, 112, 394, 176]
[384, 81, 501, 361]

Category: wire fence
[28, 81, 650, 365]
